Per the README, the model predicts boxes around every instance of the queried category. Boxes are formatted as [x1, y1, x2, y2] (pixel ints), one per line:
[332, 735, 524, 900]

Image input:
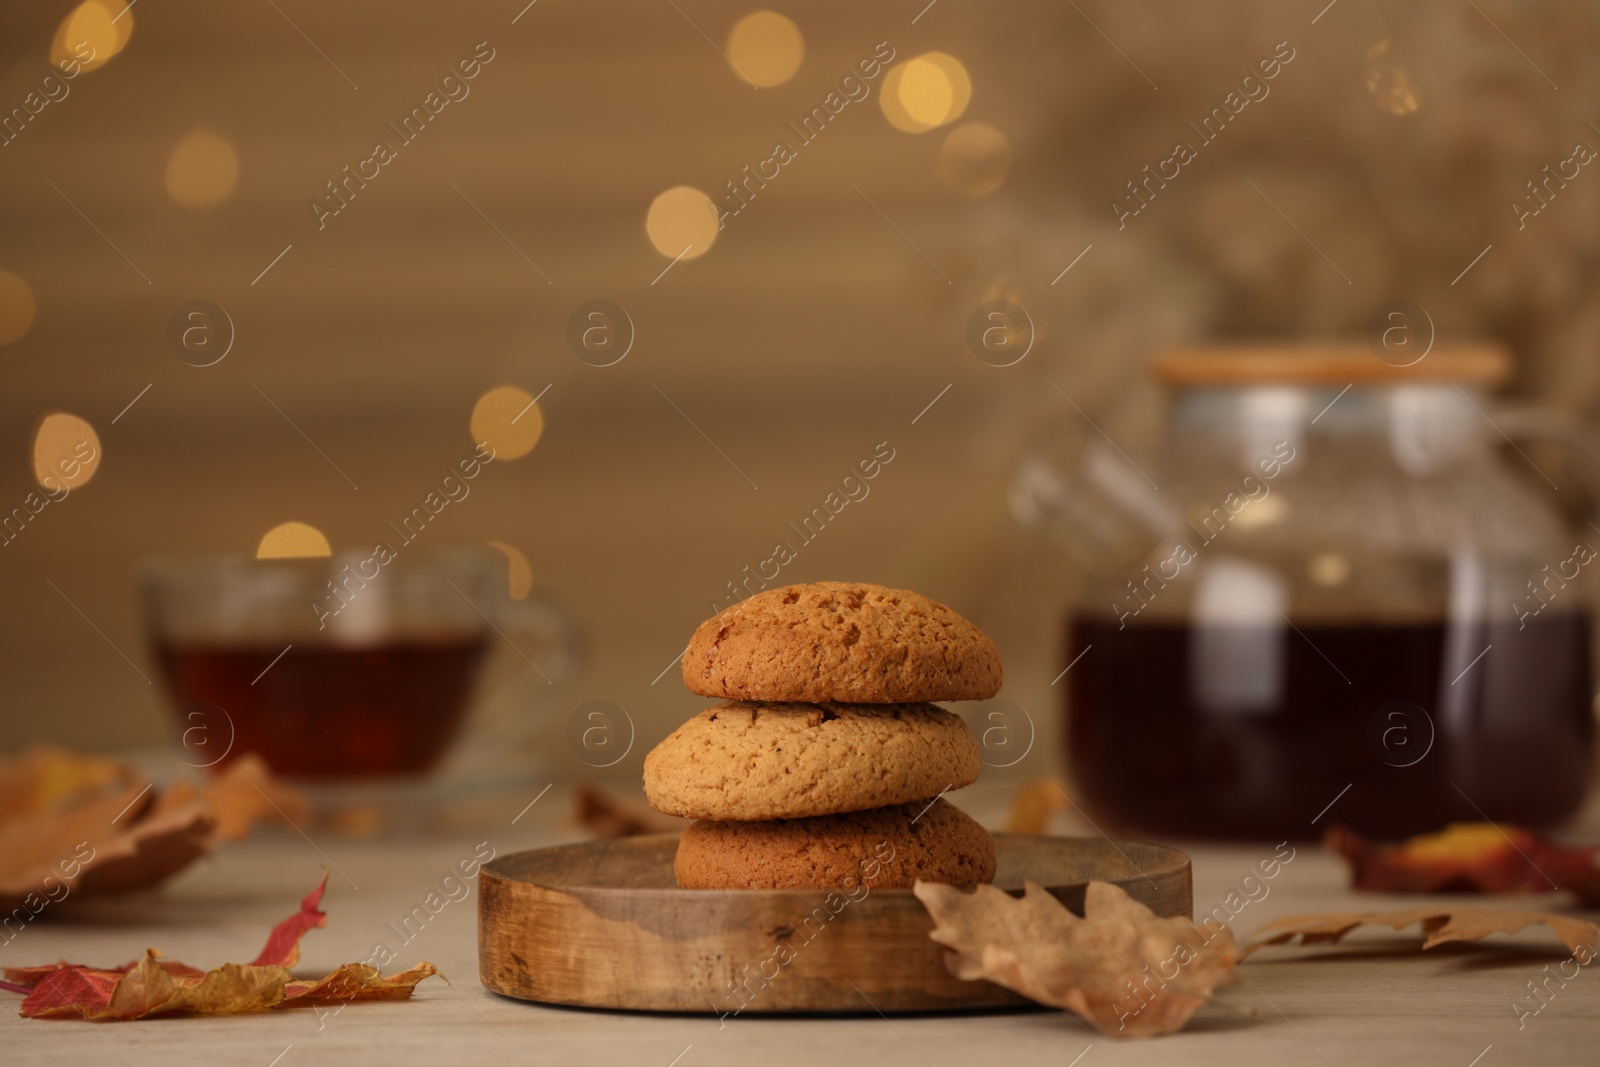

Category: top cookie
[680, 581, 1002, 703]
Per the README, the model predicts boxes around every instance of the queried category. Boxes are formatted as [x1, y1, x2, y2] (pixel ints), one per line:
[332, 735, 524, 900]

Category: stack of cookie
[643, 581, 1003, 890]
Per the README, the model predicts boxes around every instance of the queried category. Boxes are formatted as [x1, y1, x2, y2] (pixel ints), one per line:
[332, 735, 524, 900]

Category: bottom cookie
[674, 798, 997, 890]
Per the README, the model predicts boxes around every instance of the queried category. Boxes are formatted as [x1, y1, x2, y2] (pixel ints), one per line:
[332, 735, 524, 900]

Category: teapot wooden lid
[1153, 342, 1511, 387]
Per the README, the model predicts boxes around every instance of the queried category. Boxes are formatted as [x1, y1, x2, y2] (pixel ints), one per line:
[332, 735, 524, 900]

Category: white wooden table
[3, 786, 1595, 1067]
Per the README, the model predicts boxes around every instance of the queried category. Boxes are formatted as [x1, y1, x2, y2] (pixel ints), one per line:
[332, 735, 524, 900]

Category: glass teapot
[1013, 343, 1596, 840]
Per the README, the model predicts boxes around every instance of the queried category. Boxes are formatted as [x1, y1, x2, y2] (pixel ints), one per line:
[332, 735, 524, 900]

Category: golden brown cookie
[674, 798, 997, 890]
[643, 701, 981, 820]
[681, 581, 1002, 704]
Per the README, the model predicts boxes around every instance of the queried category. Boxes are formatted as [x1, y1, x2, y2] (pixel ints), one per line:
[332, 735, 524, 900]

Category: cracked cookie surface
[681, 581, 1002, 704]
[643, 701, 981, 820]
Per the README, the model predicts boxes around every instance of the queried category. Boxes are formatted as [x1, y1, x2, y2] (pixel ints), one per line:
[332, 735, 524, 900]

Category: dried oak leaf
[6, 874, 440, 1020]
[915, 879, 1241, 1038]
[0, 781, 146, 890]
[0, 753, 307, 913]
[164, 754, 311, 846]
[0, 747, 137, 817]
[1325, 823, 1600, 903]
[1244, 906, 1599, 958]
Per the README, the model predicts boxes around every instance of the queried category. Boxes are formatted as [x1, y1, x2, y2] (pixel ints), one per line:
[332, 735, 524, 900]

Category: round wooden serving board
[478, 832, 1191, 1014]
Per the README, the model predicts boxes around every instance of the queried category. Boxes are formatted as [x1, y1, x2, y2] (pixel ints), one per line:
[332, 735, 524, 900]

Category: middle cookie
[643, 701, 982, 821]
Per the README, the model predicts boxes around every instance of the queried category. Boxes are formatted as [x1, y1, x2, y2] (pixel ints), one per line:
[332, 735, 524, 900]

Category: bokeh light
[937, 121, 1011, 196]
[487, 541, 534, 600]
[51, 0, 133, 74]
[256, 521, 332, 560]
[645, 186, 719, 260]
[165, 129, 240, 209]
[1365, 39, 1421, 116]
[471, 386, 544, 460]
[32, 413, 102, 491]
[0, 272, 37, 347]
[726, 11, 804, 87]
[1309, 552, 1352, 586]
[881, 53, 971, 133]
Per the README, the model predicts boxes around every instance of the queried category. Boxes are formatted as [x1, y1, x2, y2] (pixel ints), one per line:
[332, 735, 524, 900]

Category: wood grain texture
[477, 832, 1191, 1013]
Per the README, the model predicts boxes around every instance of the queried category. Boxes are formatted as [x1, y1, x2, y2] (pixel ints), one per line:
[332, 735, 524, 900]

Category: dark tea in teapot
[1065, 610, 1593, 839]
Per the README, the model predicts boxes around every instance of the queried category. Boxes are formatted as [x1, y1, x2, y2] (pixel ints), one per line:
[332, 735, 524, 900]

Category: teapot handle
[1491, 405, 1600, 516]
[1010, 442, 1176, 574]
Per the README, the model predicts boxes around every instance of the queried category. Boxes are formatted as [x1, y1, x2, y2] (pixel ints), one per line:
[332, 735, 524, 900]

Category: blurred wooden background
[3, 0, 1597, 787]
[0, 1, 1062, 771]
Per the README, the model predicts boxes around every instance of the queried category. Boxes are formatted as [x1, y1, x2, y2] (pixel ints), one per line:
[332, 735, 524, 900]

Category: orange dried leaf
[0, 784, 151, 889]
[915, 879, 1240, 1038]
[64, 802, 219, 900]
[283, 961, 440, 1004]
[160, 755, 311, 845]
[6, 875, 439, 1020]
[0, 750, 307, 913]
[0, 747, 136, 818]
[1004, 777, 1070, 834]
[8, 867, 327, 994]
[16, 954, 439, 1020]
[109, 953, 292, 1019]
[1325, 823, 1600, 903]
[1244, 906, 1599, 958]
